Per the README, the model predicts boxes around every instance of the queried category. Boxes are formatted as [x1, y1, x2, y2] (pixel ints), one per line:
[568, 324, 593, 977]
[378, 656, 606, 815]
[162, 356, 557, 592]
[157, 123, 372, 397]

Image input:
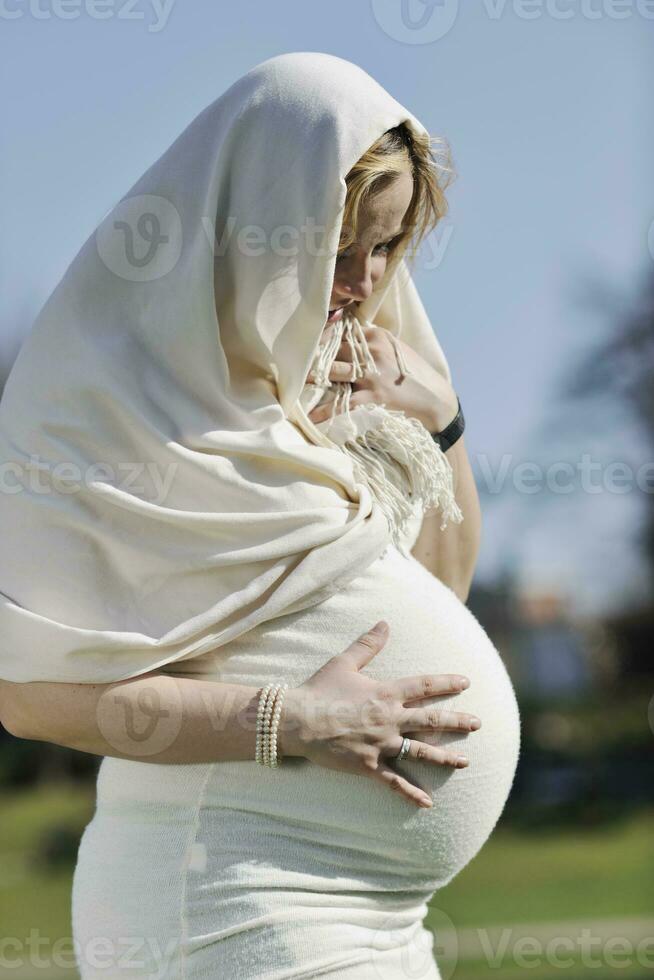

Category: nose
[332, 256, 376, 305]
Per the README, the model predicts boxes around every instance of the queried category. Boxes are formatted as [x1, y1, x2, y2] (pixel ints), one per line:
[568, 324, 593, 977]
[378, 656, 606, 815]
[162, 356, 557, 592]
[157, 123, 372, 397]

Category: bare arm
[0, 623, 482, 809]
[410, 434, 482, 603]
[0, 672, 306, 764]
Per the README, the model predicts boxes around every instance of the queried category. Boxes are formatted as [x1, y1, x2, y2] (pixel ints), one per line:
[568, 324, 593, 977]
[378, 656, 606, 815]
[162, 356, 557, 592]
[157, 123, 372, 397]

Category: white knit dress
[71, 511, 521, 980]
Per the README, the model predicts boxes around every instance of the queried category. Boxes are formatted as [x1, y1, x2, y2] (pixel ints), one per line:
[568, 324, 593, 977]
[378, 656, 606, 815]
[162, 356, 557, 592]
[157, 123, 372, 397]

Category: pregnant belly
[95, 545, 521, 894]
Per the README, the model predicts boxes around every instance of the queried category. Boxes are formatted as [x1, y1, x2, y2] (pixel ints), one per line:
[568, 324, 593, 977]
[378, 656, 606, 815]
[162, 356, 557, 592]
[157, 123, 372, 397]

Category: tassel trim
[306, 311, 464, 547]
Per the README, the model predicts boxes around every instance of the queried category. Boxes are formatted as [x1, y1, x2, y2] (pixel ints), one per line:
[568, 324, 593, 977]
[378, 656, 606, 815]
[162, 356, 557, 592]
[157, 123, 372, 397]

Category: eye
[336, 235, 401, 262]
[376, 233, 403, 255]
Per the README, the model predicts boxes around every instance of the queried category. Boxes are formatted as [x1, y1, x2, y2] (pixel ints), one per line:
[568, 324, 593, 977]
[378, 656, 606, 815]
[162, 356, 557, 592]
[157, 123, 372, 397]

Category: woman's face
[326, 168, 413, 325]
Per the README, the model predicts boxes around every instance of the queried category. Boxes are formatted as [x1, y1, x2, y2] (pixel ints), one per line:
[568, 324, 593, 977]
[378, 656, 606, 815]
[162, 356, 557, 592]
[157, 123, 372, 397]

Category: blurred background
[1, 3, 653, 978]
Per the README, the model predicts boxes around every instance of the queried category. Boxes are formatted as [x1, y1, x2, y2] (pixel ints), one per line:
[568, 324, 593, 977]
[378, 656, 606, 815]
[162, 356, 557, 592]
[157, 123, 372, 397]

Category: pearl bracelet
[255, 682, 289, 768]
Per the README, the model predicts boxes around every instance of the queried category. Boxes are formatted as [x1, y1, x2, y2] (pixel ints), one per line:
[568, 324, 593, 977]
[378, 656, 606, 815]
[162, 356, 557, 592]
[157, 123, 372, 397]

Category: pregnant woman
[0, 53, 520, 978]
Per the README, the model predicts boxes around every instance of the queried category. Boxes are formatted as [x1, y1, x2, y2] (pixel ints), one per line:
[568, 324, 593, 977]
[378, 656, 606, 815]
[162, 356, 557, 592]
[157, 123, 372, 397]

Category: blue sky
[2, 1, 653, 614]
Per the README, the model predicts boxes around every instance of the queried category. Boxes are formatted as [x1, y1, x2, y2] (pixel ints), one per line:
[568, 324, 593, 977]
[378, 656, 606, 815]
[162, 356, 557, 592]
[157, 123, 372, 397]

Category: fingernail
[419, 796, 433, 808]
[459, 677, 470, 688]
[372, 621, 388, 634]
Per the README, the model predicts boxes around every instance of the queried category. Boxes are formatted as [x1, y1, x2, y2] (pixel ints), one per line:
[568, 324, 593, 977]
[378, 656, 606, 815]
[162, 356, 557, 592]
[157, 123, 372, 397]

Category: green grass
[428, 806, 654, 979]
[0, 785, 652, 979]
[0, 784, 95, 979]
[429, 806, 654, 926]
[442, 958, 652, 980]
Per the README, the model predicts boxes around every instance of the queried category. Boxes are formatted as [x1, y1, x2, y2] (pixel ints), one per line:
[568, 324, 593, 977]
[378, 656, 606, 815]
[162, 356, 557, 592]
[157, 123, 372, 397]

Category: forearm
[1, 673, 305, 765]
[410, 434, 482, 602]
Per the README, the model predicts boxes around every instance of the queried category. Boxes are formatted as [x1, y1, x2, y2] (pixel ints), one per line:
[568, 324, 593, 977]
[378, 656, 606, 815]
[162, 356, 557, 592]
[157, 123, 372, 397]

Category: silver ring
[395, 737, 411, 761]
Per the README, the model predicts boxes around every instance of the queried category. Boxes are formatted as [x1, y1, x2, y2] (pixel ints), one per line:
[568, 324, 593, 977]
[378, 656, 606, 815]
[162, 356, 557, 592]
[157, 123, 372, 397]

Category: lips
[326, 302, 353, 323]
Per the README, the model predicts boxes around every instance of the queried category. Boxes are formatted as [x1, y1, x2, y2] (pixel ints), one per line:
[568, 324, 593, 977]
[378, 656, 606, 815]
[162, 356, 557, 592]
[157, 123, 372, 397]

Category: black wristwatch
[430, 396, 465, 452]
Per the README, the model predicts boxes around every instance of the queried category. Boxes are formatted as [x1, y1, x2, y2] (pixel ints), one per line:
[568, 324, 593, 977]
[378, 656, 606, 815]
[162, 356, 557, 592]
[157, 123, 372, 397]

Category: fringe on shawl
[307, 311, 464, 547]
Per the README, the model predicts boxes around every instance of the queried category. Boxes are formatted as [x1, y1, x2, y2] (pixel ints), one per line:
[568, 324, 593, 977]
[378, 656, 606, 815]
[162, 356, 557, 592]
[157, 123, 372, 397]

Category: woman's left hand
[307, 323, 458, 433]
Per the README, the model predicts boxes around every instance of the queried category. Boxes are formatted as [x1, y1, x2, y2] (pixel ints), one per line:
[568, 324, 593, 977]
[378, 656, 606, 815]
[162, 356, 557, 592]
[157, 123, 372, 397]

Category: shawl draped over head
[0, 51, 462, 685]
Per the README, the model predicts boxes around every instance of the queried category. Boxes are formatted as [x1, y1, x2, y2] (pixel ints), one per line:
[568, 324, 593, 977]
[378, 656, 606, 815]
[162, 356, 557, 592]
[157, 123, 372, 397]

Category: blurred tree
[561, 269, 654, 593]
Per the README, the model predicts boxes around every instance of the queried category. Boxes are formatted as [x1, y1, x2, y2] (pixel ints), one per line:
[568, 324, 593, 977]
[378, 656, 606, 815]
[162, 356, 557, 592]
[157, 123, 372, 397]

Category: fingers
[401, 705, 482, 733]
[324, 360, 359, 382]
[395, 673, 470, 704]
[307, 397, 338, 423]
[309, 390, 377, 424]
[307, 357, 378, 386]
[306, 360, 354, 385]
[366, 735, 470, 809]
[334, 621, 390, 671]
[392, 737, 470, 769]
[369, 763, 435, 809]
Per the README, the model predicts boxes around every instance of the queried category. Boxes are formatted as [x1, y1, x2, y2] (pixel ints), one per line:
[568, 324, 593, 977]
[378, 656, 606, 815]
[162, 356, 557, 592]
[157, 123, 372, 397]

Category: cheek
[371, 257, 388, 283]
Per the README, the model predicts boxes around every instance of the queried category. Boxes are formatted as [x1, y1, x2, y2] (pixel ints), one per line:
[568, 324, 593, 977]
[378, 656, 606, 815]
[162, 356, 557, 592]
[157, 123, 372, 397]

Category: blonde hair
[339, 121, 455, 281]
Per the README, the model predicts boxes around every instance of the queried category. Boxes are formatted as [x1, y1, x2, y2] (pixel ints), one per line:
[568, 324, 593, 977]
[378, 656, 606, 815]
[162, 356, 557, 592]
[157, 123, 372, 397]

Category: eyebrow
[340, 227, 405, 247]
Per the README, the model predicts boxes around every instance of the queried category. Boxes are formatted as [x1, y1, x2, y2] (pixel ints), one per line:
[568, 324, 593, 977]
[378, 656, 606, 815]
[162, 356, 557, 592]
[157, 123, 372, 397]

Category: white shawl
[0, 51, 461, 684]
